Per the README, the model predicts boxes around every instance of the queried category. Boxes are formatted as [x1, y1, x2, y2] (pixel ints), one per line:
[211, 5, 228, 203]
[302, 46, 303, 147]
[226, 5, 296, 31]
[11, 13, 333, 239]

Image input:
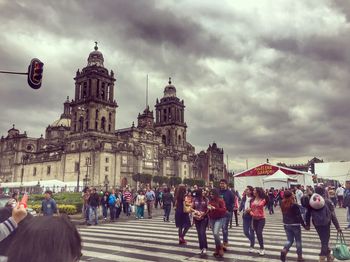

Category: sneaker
[201, 248, 207, 255]
[249, 247, 256, 253]
[258, 249, 265, 256]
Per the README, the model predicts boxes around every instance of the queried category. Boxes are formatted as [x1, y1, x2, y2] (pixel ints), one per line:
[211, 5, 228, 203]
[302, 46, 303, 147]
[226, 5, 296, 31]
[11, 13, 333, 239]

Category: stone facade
[0, 45, 226, 189]
[192, 143, 226, 183]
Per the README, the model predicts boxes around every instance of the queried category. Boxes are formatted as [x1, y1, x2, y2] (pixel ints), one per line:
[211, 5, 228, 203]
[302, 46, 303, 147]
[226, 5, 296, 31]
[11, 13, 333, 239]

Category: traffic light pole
[0, 70, 28, 75]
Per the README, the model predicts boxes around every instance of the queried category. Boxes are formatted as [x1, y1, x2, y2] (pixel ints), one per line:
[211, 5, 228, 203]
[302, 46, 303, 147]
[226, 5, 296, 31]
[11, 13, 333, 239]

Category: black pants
[115, 206, 121, 219]
[253, 218, 265, 249]
[163, 205, 171, 221]
[195, 218, 208, 250]
[315, 224, 331, 256]
[109, 206, 116, 220]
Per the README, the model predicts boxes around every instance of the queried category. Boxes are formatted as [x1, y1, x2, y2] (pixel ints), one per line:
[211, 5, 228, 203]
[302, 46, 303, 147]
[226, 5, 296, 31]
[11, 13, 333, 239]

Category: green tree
[169, 176, 182, 186]
[132, 173, 141, 182]
[139, 173, 152, 184]
[152, 175, 162, 184]
[194, 179, 205, 187]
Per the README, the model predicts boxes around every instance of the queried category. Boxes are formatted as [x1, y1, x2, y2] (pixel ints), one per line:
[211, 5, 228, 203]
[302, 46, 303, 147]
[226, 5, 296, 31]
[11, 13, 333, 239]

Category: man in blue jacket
[219, 179, 234, 251]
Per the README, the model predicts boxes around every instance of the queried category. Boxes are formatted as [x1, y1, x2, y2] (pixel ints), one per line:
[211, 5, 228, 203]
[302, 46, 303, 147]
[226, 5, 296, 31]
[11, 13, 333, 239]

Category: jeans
[115, 206, 121, 219]
[89, 206, 98, 225]
[195, 217, 208, 250]
[137, 205, 144, 218]
[102, 205, 108, 218]
[315, 224, 331, 256]
[268, 201, 274, 214]
[338, 196, 343, 208]
[299, 205, 306, 221]
[109, 206, 116, 220]
[84, 204, 90, 222]
[163, 204, 171, 221]
[125, 202, 130, 216]
[222, 211, 232, 243]
[252, 218, 265, 249]
[211, 217, 225, 247]
[243, 215, 255, 248]
[230, 210, 238, 227]
[283, 225, 302, 256]
[147, 201, 153, 218]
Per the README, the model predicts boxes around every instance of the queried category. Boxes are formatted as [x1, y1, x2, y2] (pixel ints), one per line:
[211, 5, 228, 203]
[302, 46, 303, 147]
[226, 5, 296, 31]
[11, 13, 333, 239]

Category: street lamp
[84, 157, 91, 187]
[21, 155, 28, 192]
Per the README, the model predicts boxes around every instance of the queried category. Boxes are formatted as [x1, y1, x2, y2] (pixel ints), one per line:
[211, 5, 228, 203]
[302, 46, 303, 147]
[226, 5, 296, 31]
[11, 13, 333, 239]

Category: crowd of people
[172, 180, 350, 262]
[0, 180, 350, 262]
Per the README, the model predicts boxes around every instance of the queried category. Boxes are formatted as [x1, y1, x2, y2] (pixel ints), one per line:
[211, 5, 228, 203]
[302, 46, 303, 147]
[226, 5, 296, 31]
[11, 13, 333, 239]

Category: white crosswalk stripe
[78, 208, 350, 262]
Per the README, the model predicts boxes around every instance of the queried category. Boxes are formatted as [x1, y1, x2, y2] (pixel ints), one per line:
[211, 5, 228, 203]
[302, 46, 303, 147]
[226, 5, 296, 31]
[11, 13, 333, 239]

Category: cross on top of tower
[168, 77, 172, 85]
[94, 41, 98, 51]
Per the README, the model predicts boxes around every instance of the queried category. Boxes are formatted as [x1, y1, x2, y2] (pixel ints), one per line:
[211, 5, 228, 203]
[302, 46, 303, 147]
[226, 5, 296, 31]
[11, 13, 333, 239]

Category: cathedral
[0, 44, 226, 190]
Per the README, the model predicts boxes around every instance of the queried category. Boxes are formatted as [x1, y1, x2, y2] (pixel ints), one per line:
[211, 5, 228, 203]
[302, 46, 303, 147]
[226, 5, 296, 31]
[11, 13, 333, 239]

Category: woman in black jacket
[280, 190, 306, 262]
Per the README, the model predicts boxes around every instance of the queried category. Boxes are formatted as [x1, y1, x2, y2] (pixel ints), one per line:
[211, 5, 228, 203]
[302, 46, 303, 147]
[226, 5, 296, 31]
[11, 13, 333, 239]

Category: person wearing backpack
[108, 190, 117, 221]
[305, 187, 341, 262]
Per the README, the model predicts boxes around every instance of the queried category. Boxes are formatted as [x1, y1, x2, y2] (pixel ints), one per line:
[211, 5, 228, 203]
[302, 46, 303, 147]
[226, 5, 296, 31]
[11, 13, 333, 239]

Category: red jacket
[208, 198, 227, 219]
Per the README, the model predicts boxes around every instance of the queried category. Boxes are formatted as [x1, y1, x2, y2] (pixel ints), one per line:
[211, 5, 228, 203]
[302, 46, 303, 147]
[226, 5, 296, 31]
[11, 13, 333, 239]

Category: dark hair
[11, 192, 18, 198]
[281, 190, 294, 214]
[44, 190, 52, 195]
[7, 216, 82, 262]
[246, 186, 254, 196]
[219, 179, 228, 184]
[255, 187, 266, 199]
[195, 189, 203, 199]
[175, 185, 187, 207]
[163, 187, 169, 193]
[315, 186, 325, 197]
[210, 188, 220, 198]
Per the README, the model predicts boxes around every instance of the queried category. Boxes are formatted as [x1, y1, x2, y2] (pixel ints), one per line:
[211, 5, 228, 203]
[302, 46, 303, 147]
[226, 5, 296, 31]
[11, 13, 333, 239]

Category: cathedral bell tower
[70, 43, 117, 134]
[155, 78, 187, 147]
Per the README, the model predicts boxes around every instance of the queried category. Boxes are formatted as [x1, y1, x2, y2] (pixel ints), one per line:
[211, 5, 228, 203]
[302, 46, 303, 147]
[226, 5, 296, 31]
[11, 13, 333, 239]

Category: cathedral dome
[50, 118, 71, 128]
[87, 42, 104, 67]
[164, 77, 176, 97]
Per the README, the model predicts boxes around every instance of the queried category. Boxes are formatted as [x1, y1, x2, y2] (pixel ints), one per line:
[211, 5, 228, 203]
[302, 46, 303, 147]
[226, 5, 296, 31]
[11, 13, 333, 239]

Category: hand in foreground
[337, 228, 342, 233]
[12, 203, 27, 224]
[304, 225, 310, 231]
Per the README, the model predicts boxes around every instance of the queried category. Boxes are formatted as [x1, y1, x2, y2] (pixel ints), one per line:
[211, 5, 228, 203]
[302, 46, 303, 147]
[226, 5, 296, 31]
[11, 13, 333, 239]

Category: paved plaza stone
[77, 208, 350, 262]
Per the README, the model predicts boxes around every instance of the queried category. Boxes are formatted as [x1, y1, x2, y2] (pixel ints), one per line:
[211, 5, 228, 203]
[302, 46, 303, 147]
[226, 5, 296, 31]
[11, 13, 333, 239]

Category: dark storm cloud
[0, 0, 350, 170]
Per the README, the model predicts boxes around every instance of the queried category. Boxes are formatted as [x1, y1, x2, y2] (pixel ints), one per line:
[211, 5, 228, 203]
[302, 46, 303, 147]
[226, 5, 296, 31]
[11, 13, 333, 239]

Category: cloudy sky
[1, 0, 350, 171]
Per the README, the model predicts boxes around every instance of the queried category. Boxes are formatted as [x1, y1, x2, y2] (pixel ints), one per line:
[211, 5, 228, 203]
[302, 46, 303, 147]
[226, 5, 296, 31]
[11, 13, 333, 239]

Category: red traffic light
[27, 58, 44, 89]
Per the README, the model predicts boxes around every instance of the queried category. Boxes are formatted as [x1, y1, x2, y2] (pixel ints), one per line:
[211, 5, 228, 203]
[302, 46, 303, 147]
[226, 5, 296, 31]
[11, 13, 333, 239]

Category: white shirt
[295, 189, 303, 205]
[244, 196, 252, 210]
[336, 187, 345, 196]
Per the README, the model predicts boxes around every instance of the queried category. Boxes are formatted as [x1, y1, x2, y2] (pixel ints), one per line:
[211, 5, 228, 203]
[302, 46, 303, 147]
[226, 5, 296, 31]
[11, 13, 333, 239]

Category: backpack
[108, 195, 116, 206]
[311, 204, 332, 226]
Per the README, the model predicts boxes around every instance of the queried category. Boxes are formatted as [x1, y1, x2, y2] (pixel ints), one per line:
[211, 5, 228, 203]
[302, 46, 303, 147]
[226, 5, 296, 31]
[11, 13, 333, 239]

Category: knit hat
[309, 193, 325, 210]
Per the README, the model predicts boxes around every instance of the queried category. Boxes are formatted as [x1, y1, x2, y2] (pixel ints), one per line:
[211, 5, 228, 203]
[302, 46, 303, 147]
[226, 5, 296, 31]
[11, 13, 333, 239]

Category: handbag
[333, 231, 350, 260]
[183, 201, 192, 213]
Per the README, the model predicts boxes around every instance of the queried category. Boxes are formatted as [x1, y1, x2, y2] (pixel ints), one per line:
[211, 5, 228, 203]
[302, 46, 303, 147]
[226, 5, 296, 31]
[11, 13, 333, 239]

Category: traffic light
[27, 58, 44, 89]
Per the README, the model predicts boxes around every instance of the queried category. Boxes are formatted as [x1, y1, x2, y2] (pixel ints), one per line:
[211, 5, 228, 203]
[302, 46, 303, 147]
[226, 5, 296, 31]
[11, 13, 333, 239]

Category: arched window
[101, 83, 105, 100]
[79, 117, 84, 131]
[95, 121, 98, 130]
[109, 112, 112, 122]
[108, 124, 111, 132]
[178, 135, 182, 145]
[162, 135, 166, 144]
[85, 121, 89, 130]
[95, 109, 99, 119]
[101, 117, 106, 131]
[167, 130, 171, 145]
[82, 82, 87, 98]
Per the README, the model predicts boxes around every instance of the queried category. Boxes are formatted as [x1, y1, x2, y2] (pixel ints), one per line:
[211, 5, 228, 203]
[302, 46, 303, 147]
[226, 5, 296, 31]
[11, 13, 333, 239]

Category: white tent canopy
[263, 170, 297, 189]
